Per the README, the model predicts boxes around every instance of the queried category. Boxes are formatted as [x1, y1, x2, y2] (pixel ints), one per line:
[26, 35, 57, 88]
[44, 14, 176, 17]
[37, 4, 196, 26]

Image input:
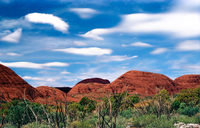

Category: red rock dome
[174, 75, 200, 89]
[104, 70, 180, 96]
[0, 64, 43, 101]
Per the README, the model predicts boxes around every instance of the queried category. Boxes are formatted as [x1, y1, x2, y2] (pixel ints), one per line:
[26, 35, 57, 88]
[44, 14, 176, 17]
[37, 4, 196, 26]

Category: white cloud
[80, 11, 200, 40]
[61, 71, 71, 74]
[73, 41, 87, 46]
[25, 13, 69, 33]
[7, 52, 22, 56]
[183, 65, 200, 71]
[63, 79, 78, 81]
[0, 62, 69, 69]
[23, 76, 44, 81]
[98, 55, 138, 62]
[151, 48, 168, 54]
[176, 40, 200, 51]
[1, 28, 22, 43]
[46, 78, 55, 82]
[122, 42, 153, 47]
[79, 32, 104, 40]
[69, 8, 100, 19]
[52, 47, 112, 56]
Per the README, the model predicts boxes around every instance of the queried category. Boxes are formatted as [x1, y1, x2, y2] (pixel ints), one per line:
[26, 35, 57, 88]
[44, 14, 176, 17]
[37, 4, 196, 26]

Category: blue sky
[0, 0, 200, 87]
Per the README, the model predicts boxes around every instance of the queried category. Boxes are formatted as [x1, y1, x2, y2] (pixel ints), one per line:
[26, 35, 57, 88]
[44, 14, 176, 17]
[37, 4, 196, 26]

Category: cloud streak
[122, 42, 153, 47]
[151, 48, 168, 55]
[1, 28, 22, 43]
[69, 8, 100, 19]
[7, 52, 22, 56]
[98, 55, 138, 62]
[0, 62, 69, 69]
[176, 40, 200, 51]
[25, 13, 69, 33]
[52, 47, 112, 56]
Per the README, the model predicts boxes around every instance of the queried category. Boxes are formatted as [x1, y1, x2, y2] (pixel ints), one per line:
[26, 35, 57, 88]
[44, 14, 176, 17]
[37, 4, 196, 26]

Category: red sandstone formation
[68, 78, 110, 96]
[0, 64, 43, 101]
[174, 75, 200, 90]
[36, 86, 77, 103]
[76, 78, 110, 85]
[104, 70, 180, 96]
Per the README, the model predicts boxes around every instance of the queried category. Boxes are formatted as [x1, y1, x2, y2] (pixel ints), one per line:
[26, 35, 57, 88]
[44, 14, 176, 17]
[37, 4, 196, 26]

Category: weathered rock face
[104, 70, 180, 96]
[174, 75, 200, 89]
[0, 64, 43, 101]
[68, 78, 110, 96]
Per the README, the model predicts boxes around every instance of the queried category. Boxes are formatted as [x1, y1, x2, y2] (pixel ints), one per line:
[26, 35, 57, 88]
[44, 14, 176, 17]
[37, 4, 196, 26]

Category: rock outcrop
[104, 70, 180, 96]
[0, 64, 43, 101]
[174, 75, 200, 90]
[67, 78, 110, 101]
[36, 86, 76, 104]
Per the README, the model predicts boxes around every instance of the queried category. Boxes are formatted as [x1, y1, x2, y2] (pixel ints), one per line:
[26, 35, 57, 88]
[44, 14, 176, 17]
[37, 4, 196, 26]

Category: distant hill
[0, 64, 200, 102]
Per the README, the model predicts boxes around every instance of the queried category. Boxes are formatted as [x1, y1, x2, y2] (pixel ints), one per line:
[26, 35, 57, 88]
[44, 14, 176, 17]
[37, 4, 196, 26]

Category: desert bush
[179, 106, 199, 116]
[171, 99, 180, 111]
[146, 115, 175, 128]
[70, 120, 94, 128]
[119, 109, 133, 119]
[132, 114, 157, 127]
[176, 88, 200, 105]
[21, 122, 49, 128]
[176, 115, 198, 124]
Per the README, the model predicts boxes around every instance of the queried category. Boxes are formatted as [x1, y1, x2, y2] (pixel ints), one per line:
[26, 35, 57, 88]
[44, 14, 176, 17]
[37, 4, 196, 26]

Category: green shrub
[132, 114, 157, 127]
[171, 99, 180, 111]
[146, 115, 175, 128]
[179, 106, 199, 116]
[119, 109, 133, 119]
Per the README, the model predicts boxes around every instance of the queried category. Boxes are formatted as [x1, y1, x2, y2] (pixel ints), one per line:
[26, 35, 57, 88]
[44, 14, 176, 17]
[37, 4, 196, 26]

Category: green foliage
[119, 109, 133, 119]
[79, 97, 96, 113]
[154, 89, 169, 102]
[130, 94, 140, 104]
[176, 88, 200, 105]
[171, 99, 180, 111]
[70, 120, 94, 128]
[179, 106, 199, 116]
[21, 122, 49, 128]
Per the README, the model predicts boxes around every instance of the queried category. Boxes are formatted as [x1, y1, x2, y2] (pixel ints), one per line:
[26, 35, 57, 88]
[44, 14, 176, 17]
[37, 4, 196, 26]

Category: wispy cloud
[61, 71, 71, 74]
[73, 41, 87, 46]
[6, 52, 22, 56]
[151, 48, 168, 55]
[1, 28, 22, 43]
[22, 76, 44, 81]
[80, 0, 200, 40]
[25, 13, 69, 33]
[52, 47, 112, 56]
[122, 42, 153, 47]
[98, 55, 138, 62]
[69, 8, 100, 19]
[176, 40, 200, 51]
[0, 62, 69, 69]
